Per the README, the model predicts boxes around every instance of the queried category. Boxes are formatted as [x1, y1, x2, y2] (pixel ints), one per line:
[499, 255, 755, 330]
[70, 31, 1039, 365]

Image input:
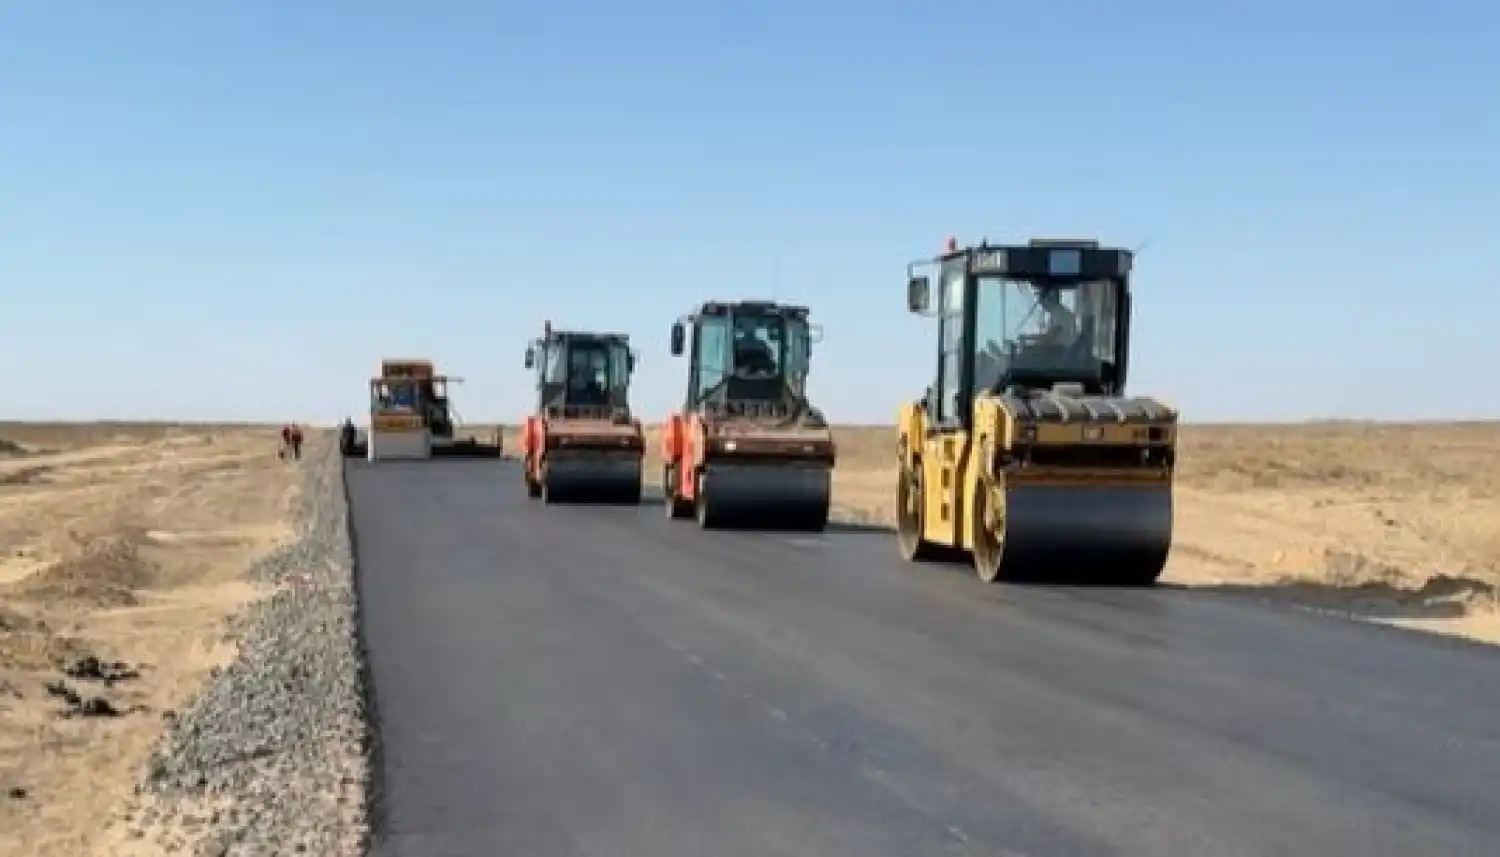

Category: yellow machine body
[895, 237, 1178, 584]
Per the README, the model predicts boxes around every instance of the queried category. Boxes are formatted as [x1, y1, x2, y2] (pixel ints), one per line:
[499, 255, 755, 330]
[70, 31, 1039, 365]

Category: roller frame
[895, 466, 967, 563]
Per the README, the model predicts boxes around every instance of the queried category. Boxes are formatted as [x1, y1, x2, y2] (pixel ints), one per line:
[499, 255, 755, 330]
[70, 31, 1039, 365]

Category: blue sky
[2, 1, 1496, 424]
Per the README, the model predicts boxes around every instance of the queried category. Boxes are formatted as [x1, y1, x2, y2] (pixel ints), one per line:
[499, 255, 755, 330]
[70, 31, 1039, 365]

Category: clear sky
[2, 1, 1496, 424]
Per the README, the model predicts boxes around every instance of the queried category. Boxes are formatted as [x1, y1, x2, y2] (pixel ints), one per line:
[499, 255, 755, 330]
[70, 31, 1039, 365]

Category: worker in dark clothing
[279, 424, 292, 460]
[732, 320, 778, 378]
[288, 423, 304, 460]
[340, 418, 357, 455]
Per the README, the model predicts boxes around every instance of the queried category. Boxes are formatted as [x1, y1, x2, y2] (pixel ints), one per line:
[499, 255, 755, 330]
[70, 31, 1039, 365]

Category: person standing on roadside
[288, 423, 304, 460]
[279, 423, 292, 459]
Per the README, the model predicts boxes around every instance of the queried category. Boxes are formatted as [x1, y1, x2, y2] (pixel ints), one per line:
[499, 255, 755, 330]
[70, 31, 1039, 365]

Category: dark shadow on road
[825, 519, 893, 534]
[1190, 574, 1495, 622]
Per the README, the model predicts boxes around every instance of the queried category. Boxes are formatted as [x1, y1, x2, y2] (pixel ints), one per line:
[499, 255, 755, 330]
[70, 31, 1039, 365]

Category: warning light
[945, 236, 958, 252]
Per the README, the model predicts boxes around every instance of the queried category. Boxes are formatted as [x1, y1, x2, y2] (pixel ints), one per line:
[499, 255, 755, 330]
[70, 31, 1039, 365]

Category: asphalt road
[348, 459, 1500, 857]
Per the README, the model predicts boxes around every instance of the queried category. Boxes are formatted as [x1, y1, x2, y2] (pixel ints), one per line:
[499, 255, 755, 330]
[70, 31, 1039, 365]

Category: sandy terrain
[500, 420, 1500, 645]
[823, 422, 1500, 645]
[0, 423, 300, 857]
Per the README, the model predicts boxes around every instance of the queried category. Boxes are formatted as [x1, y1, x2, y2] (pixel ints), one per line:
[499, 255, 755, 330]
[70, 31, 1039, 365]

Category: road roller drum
[693, 460, 831, 530]
[536, 441, 644, 504]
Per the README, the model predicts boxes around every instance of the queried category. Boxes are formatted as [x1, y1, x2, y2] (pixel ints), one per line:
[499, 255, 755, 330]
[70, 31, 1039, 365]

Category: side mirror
[906, 275, 931, 314]
[627, 350, 637, 373]
[524, 346, 535, 369]
[670, 321, 685, 356]
[808, 323, 824, 344]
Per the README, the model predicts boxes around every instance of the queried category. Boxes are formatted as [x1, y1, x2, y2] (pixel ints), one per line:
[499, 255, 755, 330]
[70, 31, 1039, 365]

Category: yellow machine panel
[371, 412, 423, 432]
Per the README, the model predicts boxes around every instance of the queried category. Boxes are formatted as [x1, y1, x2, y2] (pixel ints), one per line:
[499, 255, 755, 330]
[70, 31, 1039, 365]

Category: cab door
[920, 261, 971, 547]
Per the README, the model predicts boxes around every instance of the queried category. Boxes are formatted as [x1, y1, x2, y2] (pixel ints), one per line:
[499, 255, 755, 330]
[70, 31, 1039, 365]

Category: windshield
[972, 277, 1120, 392]
[539, 339, 630, 408]
[696, 313, 810, 401]
[371, 379, 417, 411]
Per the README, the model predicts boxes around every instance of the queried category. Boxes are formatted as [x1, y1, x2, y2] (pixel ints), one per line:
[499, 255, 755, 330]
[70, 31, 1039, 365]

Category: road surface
[347, 459, 1500, 857]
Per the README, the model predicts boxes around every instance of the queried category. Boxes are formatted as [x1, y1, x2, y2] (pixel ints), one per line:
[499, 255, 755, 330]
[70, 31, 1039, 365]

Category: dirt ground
[815, 422, 1500, 645]
[0, 423, 299, 857]
[499, 420, 1500, 645]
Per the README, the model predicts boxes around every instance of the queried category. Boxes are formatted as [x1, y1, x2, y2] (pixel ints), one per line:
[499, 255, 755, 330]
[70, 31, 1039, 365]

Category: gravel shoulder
[86, 436, 370, 857]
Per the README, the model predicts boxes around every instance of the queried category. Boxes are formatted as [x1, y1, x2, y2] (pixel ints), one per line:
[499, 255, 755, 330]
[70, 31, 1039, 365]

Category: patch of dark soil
[0, 465, 52, 485]
[62, 654, 141, 686]
[44, 678, 135, 718]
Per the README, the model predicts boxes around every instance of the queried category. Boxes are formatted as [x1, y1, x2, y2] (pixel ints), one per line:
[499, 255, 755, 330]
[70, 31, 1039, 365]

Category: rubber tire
[540, 466, 565, 504]
[694, 472, 718, 530]
[664, 464, 693, 520]
[524, 456, 543, 498]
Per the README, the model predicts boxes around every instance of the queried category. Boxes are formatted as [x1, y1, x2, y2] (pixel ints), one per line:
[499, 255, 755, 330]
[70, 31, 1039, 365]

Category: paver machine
[661, 300, 835, 531]
[519, 322, 645, 503]
[359, 358, 503, 460]
[896, 237, 1179, 585]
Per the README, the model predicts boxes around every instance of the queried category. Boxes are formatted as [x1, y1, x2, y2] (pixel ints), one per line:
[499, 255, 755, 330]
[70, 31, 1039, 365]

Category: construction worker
[279, 424, 292, 460]
[1035, 286, 1080, 346]
[732, 319, 777, 378]
[288, 423, 304, 460]
[340, 417, 357, 454]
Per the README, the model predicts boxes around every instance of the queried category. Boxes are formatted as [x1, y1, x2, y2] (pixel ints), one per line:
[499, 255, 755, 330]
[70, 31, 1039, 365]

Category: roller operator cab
[519, 323, 645, 503]
[896, 238, 1179, 584]
[362, 358, 502, 461]
[661, 300, 836, 531]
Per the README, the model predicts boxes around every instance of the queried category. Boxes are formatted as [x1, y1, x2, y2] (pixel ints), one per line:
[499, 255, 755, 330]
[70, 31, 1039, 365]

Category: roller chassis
[661, 299, 835, 532]
[520, 325, 645, 504]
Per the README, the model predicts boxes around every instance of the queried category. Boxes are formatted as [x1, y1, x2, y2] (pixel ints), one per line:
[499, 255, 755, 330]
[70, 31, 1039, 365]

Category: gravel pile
[121, 438, 371, 856]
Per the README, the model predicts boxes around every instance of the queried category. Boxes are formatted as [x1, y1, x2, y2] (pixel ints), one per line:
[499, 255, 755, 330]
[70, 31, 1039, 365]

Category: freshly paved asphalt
[347, 459, 1500, 857]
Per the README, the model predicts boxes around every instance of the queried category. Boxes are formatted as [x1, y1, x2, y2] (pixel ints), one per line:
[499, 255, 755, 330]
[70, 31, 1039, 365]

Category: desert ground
[2, 420, 1497, 855]
[0, 423, 300, 857]
[812, 422, 1500, 644]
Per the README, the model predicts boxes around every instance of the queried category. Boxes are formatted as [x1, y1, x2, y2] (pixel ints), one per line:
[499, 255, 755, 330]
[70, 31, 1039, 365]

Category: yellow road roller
[896, 237, 1178, 585]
